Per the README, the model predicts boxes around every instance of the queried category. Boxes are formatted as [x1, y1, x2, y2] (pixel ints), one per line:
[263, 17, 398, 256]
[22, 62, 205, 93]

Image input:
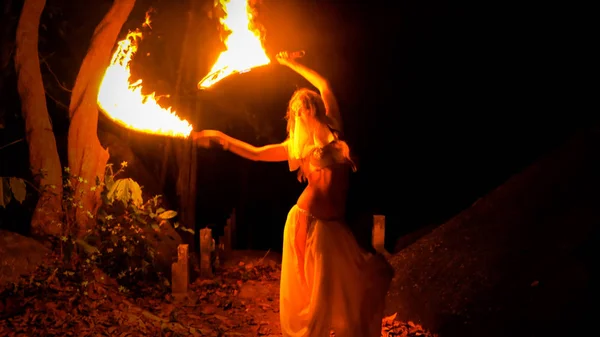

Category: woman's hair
[285, 88, 357, 181]
[285, 88, 327, 133]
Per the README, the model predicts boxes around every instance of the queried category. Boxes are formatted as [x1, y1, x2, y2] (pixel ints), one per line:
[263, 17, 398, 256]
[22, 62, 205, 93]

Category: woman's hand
[275, 51, 292, 66]
[276, 51, 304, 66]
[191, 130, 228, 150]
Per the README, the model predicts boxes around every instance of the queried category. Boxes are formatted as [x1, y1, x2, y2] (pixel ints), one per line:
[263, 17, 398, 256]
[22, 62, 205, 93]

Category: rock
[0, 230, 50, 287]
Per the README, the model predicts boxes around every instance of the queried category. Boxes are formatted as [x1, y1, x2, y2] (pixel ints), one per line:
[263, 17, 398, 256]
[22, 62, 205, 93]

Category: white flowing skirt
[280, 205, 393, 337]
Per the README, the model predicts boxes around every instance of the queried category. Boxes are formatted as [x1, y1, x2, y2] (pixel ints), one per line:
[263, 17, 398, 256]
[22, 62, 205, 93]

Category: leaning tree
[14, 0, 136, 237]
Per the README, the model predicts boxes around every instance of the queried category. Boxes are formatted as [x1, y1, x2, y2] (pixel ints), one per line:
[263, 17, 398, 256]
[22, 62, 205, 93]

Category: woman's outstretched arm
[276, 53, 343, 132]
[192, 130, 288, 162]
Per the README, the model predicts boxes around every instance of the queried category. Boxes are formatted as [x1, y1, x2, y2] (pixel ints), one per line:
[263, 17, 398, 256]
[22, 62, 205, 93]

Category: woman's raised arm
[276, 53, 343, 133]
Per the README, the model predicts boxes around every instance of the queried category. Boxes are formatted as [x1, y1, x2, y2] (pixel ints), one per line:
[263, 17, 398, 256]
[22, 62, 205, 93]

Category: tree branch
[41, 58, 71, 92]
[0, 138, 24, 151]
[45, 90, 70, 111]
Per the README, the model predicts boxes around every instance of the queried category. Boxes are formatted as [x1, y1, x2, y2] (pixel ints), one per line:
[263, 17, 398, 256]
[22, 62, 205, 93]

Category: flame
[198, 0, 270, 89]
[98, 28, 193, 138]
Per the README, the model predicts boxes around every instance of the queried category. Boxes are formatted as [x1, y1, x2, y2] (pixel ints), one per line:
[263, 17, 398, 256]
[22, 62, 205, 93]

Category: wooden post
[229, 208, 236, 250]
[218, 226, 230, 262]
[199, 227, 214, 278]
[216, 210, 234, 263]
[373, 215, 390, 256]
[171, 244, 189, 298]
[225, 209, 235, 254]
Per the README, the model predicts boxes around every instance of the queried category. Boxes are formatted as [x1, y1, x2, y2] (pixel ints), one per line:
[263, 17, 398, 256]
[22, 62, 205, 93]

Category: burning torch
[197, 50, 306, 90]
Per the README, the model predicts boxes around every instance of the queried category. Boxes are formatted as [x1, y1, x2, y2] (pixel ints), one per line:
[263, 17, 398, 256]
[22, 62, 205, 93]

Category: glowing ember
[98, 27, 193, 138]
[197, 0, 271, 89]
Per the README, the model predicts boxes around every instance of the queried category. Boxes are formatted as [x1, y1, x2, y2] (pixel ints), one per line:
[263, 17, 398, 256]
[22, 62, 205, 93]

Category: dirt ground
[0, 249, 434, 337]
[0, 250, 283, 337]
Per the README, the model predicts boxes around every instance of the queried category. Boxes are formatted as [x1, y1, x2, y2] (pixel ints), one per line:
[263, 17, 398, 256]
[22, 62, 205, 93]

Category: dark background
[192, 0, 594, 252]
[0, 0, 593, 252]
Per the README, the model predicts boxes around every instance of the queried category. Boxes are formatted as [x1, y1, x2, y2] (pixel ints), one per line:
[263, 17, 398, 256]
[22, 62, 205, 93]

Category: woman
[192, 52, 393, 337]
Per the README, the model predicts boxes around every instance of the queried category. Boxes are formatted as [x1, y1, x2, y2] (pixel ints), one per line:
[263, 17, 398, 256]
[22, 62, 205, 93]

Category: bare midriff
[296, 163, 350, 221]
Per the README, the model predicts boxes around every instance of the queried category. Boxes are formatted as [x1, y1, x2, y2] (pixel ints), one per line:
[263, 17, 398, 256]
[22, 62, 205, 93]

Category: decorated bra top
[286, 112, 354, 176]
[287, 139, 350, 174]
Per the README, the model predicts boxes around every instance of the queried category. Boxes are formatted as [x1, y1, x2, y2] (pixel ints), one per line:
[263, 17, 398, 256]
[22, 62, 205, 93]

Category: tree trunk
[159, 0, 192, 194]
[67, 0, 135, 236]
[14, 0, 62, 236]
[174, 0, 199, 251]
[176, 139, 197, 247]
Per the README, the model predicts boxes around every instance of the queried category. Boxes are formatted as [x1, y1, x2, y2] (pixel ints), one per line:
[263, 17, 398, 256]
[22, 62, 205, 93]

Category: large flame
[197, 0, 270, 89]
[98, 26, 193, 138]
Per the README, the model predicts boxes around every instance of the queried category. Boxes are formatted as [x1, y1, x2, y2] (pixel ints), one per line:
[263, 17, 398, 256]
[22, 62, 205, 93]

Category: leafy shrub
[0, 177, 27, 208]
[2, 161, 194, 295]
[61, 162, 193, 295]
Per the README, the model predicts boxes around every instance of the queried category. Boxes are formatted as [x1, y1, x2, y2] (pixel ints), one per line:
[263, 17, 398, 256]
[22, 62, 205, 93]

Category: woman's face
[289, 100, 313, 158]
[292, 98, 316, 129]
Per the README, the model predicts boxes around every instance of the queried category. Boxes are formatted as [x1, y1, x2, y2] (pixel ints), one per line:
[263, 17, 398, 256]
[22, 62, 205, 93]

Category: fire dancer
[192, 52, 393, 337]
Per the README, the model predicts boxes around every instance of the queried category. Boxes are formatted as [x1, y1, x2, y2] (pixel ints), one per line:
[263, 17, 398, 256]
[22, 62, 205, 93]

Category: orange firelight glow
[98, 16, 193, 138]
[197, 0, 271, 89]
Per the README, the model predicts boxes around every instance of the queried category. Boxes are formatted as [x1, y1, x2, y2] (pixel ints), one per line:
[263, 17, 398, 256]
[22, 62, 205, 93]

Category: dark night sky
[191, 0, 594, 251]
[0, 0, 594, 250]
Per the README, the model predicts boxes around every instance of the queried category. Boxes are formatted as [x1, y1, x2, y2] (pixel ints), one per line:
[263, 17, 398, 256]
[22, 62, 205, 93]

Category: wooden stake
[224, 215, 232, 256]
[372, 215, 390, 256]
[199, 228, 214, 278]
[229, 208, 236, 250]
[171, 244, 189, 296]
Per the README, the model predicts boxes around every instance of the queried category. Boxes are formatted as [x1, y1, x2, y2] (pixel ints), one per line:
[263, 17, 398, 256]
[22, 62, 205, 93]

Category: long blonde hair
[285, 88, 356, 181]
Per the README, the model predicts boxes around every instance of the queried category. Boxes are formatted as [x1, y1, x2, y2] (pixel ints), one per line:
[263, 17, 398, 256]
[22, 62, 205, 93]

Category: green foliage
[57, 161, 194, 295]
[0, 177, 27, 208]
[106, 177, 143, 207]
[2, 161, 195, 295]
